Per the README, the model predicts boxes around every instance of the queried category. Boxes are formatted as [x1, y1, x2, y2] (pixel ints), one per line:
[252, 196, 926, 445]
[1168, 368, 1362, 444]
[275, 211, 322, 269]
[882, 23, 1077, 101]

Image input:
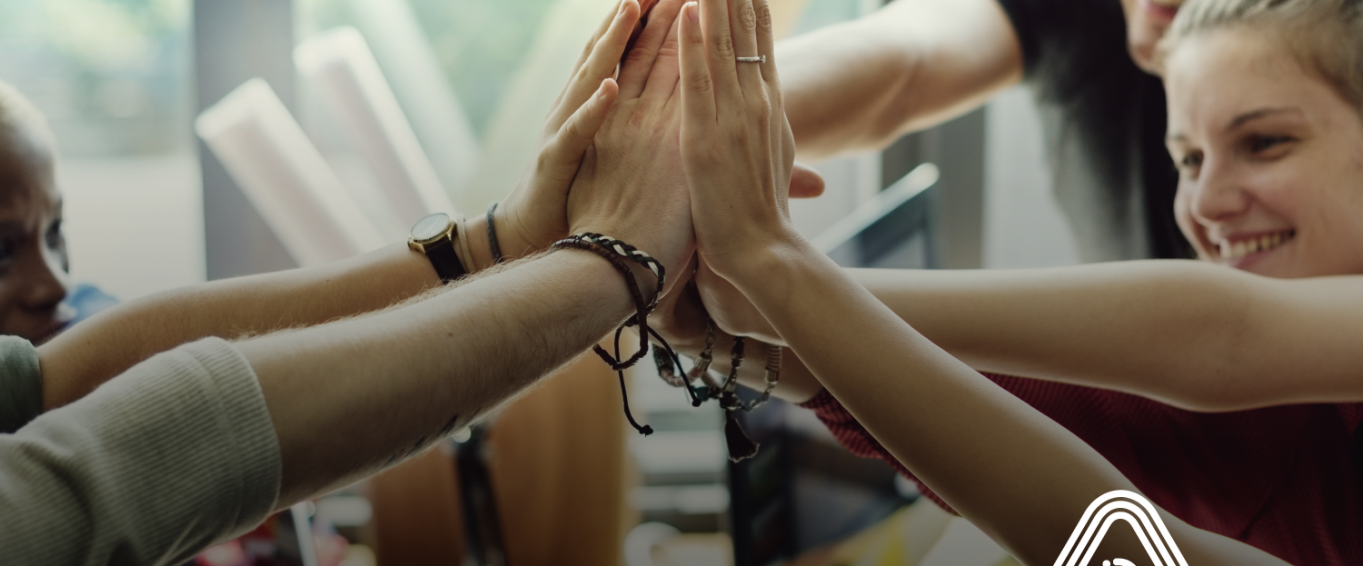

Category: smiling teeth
[1218, 230, 1295, 260]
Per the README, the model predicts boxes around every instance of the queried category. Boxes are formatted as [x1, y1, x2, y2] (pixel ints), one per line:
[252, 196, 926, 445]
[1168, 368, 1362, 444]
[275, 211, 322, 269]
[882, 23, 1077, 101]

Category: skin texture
[1165, 27, 1363, 278]
[0, 123, 70, 343]
[672, 0, 1285, 562]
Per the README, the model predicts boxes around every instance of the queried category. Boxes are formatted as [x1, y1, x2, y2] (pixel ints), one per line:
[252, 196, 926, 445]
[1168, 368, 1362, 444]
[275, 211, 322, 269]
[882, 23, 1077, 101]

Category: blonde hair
[1158, 0, 1363, 110]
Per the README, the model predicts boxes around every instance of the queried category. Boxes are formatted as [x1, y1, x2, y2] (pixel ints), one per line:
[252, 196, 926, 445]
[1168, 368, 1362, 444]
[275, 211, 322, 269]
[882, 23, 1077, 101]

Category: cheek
[1172, 184, 1213, 259]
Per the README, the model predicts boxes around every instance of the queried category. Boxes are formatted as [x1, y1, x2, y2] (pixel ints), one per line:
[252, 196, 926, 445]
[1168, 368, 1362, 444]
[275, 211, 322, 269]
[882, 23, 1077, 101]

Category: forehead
[1164, 28, 1341, 134]
[0, 125, 58, 213]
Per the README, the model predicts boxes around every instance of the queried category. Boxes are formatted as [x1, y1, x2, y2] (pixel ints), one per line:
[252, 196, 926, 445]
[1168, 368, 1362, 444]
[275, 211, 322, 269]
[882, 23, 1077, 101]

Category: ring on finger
[736, 55, 766, 63]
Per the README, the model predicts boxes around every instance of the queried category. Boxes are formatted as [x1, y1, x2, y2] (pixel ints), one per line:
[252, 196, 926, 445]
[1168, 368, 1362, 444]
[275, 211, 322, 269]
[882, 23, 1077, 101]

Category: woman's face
[1164, 27, 1363, 279]
[0, 125, 71, 342]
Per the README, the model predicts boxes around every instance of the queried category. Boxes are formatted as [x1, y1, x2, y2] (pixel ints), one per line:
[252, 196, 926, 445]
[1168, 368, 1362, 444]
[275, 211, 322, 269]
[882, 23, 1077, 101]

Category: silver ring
[736, 55, 766, 63]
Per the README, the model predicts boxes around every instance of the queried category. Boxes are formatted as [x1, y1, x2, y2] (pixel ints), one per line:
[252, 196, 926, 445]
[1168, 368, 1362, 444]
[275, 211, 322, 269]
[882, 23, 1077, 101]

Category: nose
[1188, 157, 1251, 226]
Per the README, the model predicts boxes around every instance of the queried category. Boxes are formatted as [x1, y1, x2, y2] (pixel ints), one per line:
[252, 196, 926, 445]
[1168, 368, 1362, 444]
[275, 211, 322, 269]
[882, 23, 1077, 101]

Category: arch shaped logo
[1054, 490, 1189, 566]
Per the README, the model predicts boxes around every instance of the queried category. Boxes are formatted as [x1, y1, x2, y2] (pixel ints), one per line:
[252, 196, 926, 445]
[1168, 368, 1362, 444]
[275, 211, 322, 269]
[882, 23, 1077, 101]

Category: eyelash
[1248, 135, 1293, 153]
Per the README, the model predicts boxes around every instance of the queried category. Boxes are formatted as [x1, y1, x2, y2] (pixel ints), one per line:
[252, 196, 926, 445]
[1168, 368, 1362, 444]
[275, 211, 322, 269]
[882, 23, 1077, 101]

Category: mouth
[1215, 229, 1296, 262]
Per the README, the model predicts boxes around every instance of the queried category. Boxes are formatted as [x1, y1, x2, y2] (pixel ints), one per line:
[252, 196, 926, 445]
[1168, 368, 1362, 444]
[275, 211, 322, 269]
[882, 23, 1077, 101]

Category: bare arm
[238, 250, 643, 506]
[36, 0, 657, 412]
[778, 0, 1022, 160]
[678, 4, 1286, 561]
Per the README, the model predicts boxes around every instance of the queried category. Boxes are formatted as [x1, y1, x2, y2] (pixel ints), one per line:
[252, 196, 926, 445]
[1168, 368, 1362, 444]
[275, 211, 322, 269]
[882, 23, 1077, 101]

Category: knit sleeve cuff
[0, 335, 42, 434]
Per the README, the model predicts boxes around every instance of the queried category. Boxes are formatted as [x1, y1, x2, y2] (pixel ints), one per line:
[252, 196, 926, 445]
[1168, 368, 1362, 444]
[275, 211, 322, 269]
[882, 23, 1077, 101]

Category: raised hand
[565, 0, 697, 296]
[677, 0, 798, 281]
[494, 0, 658, 260]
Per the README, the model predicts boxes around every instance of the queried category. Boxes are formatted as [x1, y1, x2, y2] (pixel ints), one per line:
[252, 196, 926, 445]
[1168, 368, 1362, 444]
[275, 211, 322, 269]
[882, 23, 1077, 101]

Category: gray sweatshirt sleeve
[0, 337, 282, 566]
[0, 335, 42, 434]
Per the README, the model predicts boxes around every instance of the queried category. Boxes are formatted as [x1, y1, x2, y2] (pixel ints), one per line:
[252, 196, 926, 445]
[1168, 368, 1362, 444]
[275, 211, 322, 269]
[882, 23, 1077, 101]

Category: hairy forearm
[38, 244, 444, 411]
[235, 250, 634, 506]
[779, 0, 1020, 160]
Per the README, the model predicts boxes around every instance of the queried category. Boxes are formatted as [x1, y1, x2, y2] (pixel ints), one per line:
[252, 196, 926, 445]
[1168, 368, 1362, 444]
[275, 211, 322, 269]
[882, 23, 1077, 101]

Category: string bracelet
[486, 202, 505, 264]
[550, 235, 662, 436]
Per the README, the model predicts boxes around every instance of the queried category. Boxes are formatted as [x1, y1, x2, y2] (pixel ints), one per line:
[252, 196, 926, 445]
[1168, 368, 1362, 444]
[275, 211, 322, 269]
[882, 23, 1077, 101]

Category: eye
[1246, 135, 1295, 156]
[45, 218, 64, 250]
[1176, 150, 1203, 173]
[0, 239, 14, 273]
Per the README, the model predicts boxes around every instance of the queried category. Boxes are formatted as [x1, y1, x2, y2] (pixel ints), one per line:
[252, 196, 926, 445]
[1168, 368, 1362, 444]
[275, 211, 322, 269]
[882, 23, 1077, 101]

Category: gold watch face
[411, 212, 452, 244]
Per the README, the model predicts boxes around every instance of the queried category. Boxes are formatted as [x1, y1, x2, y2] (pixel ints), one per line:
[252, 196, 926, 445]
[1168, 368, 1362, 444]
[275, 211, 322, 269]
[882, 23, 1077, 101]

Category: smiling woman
[1160, 0, 1363, 278]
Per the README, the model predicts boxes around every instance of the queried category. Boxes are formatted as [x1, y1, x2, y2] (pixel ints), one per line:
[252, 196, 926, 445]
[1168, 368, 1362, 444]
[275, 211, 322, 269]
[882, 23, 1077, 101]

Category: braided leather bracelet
[550, 234, 663, 436]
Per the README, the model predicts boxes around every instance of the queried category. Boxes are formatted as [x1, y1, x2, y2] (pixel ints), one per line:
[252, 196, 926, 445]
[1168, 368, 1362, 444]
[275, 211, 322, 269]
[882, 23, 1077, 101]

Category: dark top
[995, 0, 1192, 261]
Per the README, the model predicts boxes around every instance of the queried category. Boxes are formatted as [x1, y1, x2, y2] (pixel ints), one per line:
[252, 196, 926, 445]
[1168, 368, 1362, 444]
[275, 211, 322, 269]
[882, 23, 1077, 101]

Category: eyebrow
[1167, 106, 1304, 143]
[1226, 107, 1303, 131]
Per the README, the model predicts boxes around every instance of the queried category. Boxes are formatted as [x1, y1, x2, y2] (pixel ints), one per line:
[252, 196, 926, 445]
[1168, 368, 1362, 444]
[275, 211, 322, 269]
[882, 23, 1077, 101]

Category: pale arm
[849, 261, 1363, 411]
[778, 0, 1022, 160]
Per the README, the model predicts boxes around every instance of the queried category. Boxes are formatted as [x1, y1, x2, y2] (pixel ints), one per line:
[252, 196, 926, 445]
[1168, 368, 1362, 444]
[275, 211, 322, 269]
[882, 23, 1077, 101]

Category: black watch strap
[425, 236, 467, 283]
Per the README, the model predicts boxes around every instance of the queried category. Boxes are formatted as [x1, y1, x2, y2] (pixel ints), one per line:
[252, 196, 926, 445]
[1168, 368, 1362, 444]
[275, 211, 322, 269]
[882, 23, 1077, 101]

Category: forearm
[850, 260, 1358, 411]
[235, 250, 636, 505]
[731, 245, 1285, 564]
[779, 0, 1020, 160]
[38, 243, 446, 411]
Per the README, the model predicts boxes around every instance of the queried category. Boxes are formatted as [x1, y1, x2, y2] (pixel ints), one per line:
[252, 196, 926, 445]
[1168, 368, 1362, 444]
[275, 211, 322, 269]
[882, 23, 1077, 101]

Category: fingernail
[687, 3, 699, 23]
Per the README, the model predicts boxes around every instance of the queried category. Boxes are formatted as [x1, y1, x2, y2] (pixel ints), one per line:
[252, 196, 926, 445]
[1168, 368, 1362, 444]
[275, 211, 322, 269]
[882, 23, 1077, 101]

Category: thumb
[788, 161, 826, 199]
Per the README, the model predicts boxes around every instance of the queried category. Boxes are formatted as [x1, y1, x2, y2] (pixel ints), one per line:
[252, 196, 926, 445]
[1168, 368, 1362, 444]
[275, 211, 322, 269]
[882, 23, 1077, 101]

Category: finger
[753, 0, 778, 91]
[618, 0, 685, 100]
[544, 79, 620, 183]
[729, 0, 762, 93]
[640, 4, 685, 104]
[788, 162, 825, 198]
[547, 0, 639, 131]
[679, 2, 716, 127]
[550, 0, 623, 112]
[699, 0, 740, 101]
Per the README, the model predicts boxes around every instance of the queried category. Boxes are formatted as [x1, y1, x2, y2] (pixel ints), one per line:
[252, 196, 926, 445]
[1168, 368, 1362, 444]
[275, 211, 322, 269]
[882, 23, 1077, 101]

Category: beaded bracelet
[650, 313, 783, 461]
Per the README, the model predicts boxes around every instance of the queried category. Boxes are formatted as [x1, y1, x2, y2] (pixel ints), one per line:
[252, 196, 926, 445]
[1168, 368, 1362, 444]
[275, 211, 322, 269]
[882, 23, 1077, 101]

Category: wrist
[457, 214, 496, 273]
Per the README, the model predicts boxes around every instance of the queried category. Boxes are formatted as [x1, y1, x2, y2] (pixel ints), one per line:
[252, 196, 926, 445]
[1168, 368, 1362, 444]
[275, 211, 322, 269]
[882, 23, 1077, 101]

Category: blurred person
[671, 0, 1289, 561]
[779, 0, 1193, 262]
[664, 0, 1363, 562]
[0, 82, 116, 344]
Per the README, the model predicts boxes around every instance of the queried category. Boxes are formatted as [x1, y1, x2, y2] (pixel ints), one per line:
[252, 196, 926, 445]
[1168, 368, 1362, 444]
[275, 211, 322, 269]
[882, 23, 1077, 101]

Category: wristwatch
[408, 212, 467, 283]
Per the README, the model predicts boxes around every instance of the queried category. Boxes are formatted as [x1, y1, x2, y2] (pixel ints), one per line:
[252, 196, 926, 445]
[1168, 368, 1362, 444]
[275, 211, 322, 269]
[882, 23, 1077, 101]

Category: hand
[651, 162, 819, 348]
[493, 0, 644, 260]
[566, 0, 696, 295]
[678, 0, 801, 282]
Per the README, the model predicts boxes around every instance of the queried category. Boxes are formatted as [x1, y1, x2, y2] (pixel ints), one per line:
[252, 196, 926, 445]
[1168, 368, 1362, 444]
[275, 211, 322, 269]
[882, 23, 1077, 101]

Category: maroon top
[801, 373, 1363, 565]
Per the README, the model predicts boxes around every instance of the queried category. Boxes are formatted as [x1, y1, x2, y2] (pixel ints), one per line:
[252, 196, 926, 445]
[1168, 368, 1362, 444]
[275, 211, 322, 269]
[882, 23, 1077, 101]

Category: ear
[788, 161, 825, 199]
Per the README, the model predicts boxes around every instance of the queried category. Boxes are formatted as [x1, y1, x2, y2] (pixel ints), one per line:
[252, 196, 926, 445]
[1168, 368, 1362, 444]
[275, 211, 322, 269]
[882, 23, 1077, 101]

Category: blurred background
[0, 0, 1081, 564]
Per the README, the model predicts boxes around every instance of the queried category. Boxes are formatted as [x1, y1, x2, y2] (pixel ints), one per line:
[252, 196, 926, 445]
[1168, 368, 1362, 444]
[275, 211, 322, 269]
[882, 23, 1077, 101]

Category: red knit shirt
[800, 374, 1363, 564]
